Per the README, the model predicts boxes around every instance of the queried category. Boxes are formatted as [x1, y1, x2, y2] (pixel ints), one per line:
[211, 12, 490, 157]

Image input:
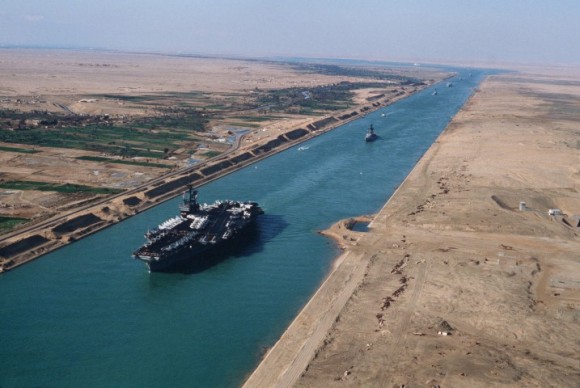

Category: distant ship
[365, 124, 378, 142]
[432, 89, 438, 95]
[447, 82, 453, 87]
[133, 186, 263, 272]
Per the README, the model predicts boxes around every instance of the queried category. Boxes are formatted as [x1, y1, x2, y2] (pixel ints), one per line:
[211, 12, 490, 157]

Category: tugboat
[365, 124, 378, 142]
[133, 186, 263, 272]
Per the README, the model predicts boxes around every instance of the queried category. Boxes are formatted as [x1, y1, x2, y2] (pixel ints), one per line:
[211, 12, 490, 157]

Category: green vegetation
[202, 151, 222, 158]
[234, 116, 280, 122]
[0, 181, 123, 195]
[76, 156, 172, 168]
[0, 216, 28, 231]
[0, 109, 28, 120]
[225, 122, 260, 128]
[0, 93, 211, 157]
[0, 124, 195, 158]
[289, 62, 424, 84]
[96, 94, 151, 102]
[0, 145, 39, 154]
[203, 104, 228, 110]
[98, 91, 204, 102]
[256, 81, 392, 113]
[132, 106, 208, 132]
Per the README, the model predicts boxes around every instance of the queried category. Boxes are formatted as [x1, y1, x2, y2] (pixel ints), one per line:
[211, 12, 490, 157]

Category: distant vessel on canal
[365, 124, 378, 142]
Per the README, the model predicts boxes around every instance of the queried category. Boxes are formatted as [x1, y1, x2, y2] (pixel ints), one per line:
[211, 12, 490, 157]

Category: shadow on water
[365, 135, 382, 142]
[153, 214, 289, 275]
[257, 214, 289, 243]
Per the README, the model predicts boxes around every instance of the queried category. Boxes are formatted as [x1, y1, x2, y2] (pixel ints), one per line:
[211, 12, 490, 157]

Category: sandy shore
[243, 71, 580, 386]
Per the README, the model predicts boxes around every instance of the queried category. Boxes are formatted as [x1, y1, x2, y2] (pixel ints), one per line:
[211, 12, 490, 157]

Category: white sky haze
[1, 0, 579, 65]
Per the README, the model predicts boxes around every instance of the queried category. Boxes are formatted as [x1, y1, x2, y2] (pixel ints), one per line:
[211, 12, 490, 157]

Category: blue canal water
[0, 67, 490, 387]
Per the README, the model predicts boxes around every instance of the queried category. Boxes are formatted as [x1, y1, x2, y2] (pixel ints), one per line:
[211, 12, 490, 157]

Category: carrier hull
[132, 187, 263, 272]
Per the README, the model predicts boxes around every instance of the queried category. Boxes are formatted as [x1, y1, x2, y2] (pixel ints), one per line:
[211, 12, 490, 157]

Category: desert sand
[243, 71, 580, 387]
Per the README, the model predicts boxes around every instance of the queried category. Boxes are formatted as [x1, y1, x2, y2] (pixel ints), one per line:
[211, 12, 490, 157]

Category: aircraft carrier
[133, 186, 263, 272]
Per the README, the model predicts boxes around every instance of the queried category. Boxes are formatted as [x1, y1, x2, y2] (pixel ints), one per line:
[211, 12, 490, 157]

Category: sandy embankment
[244, 72, 580, 387]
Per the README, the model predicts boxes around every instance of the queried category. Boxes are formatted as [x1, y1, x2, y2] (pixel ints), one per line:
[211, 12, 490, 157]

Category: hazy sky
[1, 0, 579, 65]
